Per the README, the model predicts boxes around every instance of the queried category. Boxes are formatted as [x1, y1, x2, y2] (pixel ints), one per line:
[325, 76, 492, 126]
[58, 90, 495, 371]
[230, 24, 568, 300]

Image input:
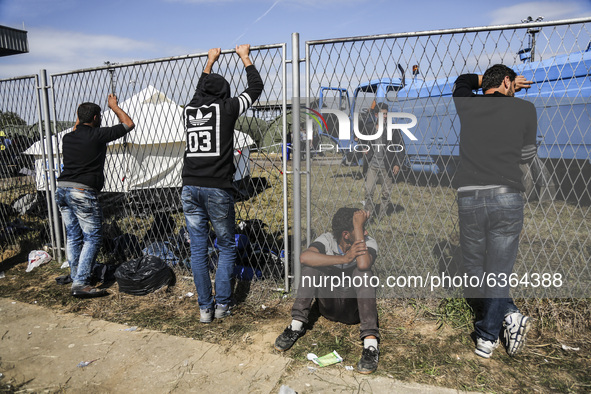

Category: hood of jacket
[192, 73, 231, 106]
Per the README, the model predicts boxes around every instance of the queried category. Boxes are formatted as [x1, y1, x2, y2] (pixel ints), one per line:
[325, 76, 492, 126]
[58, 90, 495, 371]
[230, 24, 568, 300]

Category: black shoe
[274, 326, 305, 351]
[373, 204, 382, 219]
[71, 285, 109, 299]
[385, 202, 395, 216]
[55, 274, 73, 285]
[357, 346, 379, 374]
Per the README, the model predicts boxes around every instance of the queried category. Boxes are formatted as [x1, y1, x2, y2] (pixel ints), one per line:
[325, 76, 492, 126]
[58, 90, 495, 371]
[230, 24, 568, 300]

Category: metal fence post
[291, 32, 302, 292]
[34, 75, 57, 253]
[304, 42, 312, 250]
[39, 69, 63, 263]
[281, 44, 290, 293]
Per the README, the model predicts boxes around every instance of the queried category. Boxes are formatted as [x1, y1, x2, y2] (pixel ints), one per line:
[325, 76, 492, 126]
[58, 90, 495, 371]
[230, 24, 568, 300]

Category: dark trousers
[291, 264, 380, 341]
[458, 192, 523, 341]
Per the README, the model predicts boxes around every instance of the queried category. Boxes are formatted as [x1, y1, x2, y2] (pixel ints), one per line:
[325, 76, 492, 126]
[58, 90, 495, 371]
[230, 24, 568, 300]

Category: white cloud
[489, 1, 591, 25]
[0, 28, 164, 79]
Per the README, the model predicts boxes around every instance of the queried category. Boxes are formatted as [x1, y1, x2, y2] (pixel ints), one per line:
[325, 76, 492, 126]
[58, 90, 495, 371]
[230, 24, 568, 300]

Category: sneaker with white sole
[214, 304, 231, 319]
[475, 337, 499, 358]
[357, 346, 379, 374]
[503, 312, 531, 356]
[200, 308, 213, 323]
[274, 326, 306, 351]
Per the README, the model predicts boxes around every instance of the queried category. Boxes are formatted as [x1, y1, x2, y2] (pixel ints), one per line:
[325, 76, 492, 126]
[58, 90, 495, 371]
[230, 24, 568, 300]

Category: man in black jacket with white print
[181, 45, 264, 323]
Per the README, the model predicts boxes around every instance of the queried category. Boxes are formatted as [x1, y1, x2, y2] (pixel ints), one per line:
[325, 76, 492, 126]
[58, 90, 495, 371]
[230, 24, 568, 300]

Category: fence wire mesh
[2, 19, 590, 305]
[304, 19, 591, 300]
[3, 45, 288, 289]
[0, 75, 53, 264]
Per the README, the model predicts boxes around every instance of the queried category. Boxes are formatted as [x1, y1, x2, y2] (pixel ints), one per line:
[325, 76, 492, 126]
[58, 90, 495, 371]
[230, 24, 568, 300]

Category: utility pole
[521, 16, 544, 62]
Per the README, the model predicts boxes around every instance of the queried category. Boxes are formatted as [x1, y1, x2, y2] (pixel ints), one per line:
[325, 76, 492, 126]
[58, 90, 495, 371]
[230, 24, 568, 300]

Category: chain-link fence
[302, 18, 591, 299]
[1, 45, 289, 289]
[1, 19, 590, 301]
[0, 75, 54, 265]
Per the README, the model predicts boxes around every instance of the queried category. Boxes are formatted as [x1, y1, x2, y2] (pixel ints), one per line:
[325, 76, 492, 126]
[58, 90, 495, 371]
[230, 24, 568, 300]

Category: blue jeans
[458, 192, 523, 342]
[56, 187, 103, 287]
[181, 185, 236, 310]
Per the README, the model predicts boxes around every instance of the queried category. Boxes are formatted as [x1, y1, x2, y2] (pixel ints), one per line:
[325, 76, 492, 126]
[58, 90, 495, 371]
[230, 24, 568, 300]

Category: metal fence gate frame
[294, 18, 591, 298]
[296, 17, 591, 300]
[0, 74, 57, 266]
[2, 44, 291, 290]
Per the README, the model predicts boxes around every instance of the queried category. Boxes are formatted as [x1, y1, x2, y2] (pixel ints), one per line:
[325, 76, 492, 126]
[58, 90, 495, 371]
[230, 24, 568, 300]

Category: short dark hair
[77, 102, 101, 124]
[482, 64, 517, 92]
[332, 207, 361, 242]
[372, 102, 389, 113]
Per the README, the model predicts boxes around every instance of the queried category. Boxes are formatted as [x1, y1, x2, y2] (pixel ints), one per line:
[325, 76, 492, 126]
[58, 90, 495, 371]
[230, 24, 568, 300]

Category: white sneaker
[200, 308, 213, 323]
[503, 312, 531, 356]
[214, 304, 231, 319]
[475, 337, 499, 359]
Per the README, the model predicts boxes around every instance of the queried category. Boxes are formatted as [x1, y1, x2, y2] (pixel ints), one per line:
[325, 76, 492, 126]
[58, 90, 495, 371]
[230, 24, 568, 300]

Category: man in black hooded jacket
[181, 45, 264, 323]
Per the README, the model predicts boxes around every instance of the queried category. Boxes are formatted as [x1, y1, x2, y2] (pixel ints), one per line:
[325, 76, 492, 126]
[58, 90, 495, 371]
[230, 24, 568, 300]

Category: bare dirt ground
[0, 298, 468, 393]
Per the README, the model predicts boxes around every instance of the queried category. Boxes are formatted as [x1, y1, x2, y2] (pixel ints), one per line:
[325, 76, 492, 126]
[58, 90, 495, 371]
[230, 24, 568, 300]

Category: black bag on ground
[114, 255, 175, 296]
[91, 263, 118, 285]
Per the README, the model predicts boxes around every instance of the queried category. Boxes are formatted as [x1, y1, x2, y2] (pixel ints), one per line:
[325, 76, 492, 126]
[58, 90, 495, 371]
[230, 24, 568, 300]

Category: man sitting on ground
[274, 207, 380, 374]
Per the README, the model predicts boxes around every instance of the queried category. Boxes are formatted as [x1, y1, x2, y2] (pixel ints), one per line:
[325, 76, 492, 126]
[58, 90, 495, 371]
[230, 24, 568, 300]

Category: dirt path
[0, 298, 474, 393]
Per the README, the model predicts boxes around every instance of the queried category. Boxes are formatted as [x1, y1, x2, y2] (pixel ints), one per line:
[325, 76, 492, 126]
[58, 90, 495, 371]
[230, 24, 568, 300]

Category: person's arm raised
[108, 94, 134, 130]
[203, 48, 221, 74]
[236, 44, 252, 68]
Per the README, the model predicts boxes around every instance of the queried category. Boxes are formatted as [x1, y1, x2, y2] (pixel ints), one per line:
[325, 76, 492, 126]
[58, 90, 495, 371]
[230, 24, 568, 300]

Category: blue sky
[1, 0, 591, 79]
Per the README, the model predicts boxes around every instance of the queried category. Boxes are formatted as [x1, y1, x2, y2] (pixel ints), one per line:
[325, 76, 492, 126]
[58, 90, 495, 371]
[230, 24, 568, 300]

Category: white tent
[24, 86, 254, 192]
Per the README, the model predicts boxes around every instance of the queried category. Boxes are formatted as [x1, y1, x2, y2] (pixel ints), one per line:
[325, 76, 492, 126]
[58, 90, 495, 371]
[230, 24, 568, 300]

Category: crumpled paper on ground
[307, 351, 343, 367]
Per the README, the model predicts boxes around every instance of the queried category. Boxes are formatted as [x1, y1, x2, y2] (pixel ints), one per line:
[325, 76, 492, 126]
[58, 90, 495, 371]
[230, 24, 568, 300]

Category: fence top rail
[0, 74, 38, 83]
[305, 17, 591, 46]
[49, 42, 286, 78]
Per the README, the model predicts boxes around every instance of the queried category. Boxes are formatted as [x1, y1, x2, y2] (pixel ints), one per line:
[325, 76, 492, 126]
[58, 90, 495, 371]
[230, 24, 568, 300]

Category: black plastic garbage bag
[114, 255, 175, 296]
